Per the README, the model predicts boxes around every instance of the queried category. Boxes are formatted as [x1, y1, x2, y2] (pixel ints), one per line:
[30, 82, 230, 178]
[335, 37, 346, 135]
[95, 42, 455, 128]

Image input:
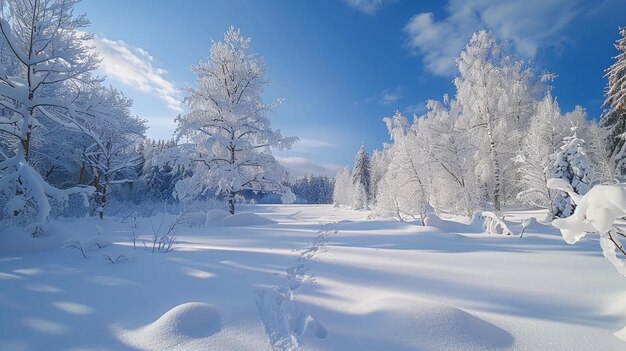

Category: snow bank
[184, 212, 209, 227]
[219, 212, 276, 227]
[0, 224, 71, 255]
[349, 296, 513, 350]
[205, 209, 230, 223]
[115, 302, 222, 350]
[422, 213, 483, 233]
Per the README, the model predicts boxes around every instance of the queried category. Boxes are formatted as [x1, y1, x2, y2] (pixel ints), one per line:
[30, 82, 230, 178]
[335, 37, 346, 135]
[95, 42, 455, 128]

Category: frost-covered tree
[141, 139, 182, 204]
[586, 122, 615, 184]
[375, 111, 431, 220]
[292, 175, 333, 204]
[79, 86, 146, 217]
[417, 98, 479, 216]
[351, 143, 372, 210]
[455, 30, 542, 210]
[516, 94, 567, 211]
[332, 167, 353, 207]
[551, 128, 593, 218]
[170, 27, 297, 214]
[369, 144, 393, 202]
[0, 0, 100, 160]
[0, 0, 99, 234]
[600, 27, 626, 175]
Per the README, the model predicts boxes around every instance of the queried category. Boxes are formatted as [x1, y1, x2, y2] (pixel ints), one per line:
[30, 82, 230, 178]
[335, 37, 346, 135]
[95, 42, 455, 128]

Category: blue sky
[76, 0, 626, 176]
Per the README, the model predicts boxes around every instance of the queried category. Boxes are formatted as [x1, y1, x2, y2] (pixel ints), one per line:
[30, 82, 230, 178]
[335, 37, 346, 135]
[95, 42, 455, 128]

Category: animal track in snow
[254, 223, 336, 350]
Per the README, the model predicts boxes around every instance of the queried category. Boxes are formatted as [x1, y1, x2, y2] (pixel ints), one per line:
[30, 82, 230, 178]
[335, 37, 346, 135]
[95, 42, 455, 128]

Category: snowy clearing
[1, 205, 625, 350]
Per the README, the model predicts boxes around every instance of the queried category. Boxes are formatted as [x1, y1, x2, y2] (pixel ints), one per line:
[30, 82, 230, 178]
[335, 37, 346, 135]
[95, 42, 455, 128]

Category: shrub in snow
[148, 214, 184, 253]
[550, 128, 593, 218]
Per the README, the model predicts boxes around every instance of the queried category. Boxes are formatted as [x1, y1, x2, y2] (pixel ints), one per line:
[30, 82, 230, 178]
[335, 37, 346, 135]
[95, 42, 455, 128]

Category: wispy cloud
[380, 88, 402, 105]
[356, 87, 403, 107]
[404, 0, 584, 76]
[404, 102, 426, 115]
[89, 34, 183, 112]
[276, 156, 342, 177]
[294, 138, 337, 150]
[345, 0, 394, 15]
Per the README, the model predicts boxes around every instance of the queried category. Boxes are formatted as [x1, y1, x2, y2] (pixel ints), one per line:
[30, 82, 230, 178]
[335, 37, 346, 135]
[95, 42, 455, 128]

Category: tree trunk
[228, 191, 235, 215]
[486, 123, 501, 211]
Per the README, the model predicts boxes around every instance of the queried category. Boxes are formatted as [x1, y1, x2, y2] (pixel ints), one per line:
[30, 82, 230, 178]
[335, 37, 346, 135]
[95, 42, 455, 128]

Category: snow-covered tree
[375, 111, 431, 220]
[79, 86, 146, 217]
[292, 175, 333, 204]
[551, 128, 593, 218]
[600, 27, 626, 175]
[369, 144, 393, 202]
[455, 30, 542, 210]
[351, 143, 372, 210]
[0, 0, 99, 234]
[170, 26, 297, 214]
[585, 122, 615, 184]
[332, 167, 353, 207]
[141, 139, 182, 204]
[516, 94, 567, 211]
[417, 98, 479, 216]
[0, 0, 100, 160]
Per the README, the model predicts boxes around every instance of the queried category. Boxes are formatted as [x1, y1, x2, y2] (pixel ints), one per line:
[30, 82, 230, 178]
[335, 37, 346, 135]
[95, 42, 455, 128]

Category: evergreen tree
[551, 128, 593, 218]
[601, 27, 626, 175]
[351, 144, 372, 210]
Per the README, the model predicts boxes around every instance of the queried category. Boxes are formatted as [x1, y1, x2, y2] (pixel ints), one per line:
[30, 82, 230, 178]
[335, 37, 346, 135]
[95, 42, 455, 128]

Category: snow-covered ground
[1, 205, 625, 350]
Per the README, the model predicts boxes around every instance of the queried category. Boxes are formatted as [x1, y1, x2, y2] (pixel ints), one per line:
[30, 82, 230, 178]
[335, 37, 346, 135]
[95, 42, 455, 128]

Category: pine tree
[601, 27, 626, 175]
[351, 144, 372, 210]
[551, 128, 593, 218]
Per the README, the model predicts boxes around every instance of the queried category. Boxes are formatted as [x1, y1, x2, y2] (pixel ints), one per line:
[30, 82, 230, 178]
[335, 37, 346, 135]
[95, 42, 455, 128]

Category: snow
[1, 205, 626, 350]
[206, 209, 231, 223]
[218, 212, 277, 227]
[113, 302, 222, 350]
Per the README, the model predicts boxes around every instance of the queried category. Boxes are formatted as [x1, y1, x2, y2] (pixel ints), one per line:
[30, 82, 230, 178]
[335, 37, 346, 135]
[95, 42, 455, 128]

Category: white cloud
[404, 102, 426, 115]
[345, 0, 394, 15]
[295, 138, 337, 150]
[404, 0, 583, 76]
[356, 87, 403, 107]
[380, 88, 402, 105]
[89, 34, 183, 112]
[275, 156, 342, 177]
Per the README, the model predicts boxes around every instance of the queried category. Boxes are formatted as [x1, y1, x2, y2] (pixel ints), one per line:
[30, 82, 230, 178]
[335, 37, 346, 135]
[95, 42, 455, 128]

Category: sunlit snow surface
[1, 205, 625, 350]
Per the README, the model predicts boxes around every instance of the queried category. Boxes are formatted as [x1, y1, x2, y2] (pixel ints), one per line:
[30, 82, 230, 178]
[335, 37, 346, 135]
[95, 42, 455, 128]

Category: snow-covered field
[1, 205, 626, 350]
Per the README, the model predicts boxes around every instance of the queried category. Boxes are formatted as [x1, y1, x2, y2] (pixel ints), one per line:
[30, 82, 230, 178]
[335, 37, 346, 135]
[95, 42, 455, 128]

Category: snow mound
[615, 325, 626, 343]
[423, 213, 483, 233]
[206, 209, 231, 223]
[115, 302, 221, 350]
[184, 212, 208, 227]
[219, 212, 276, 227]
[359, 297, 513, 350]
[0, 223, 72, 255]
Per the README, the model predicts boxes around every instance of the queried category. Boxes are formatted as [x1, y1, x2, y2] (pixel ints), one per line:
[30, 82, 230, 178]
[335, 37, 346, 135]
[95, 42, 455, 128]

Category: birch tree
[455, 30, 541, 210]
